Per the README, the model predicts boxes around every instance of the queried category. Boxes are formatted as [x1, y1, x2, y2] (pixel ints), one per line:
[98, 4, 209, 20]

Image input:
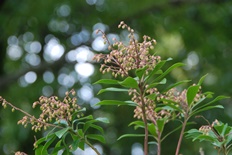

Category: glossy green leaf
[157, 119, 165, 133]
[154, 62, 185, 82]
[78, 140, 85, 150]
[198, 74, 208, 86]
[94, 79, 119, 85]
[95, 100, 136, 106]
[55, 127, 70, 139]
[191, 105, 224, 117]
[95, 117, 110, 124]
[146, 78, 167, 90]
[77, 129, 84, 137]
[203, 95, 229, 107]
[35, 145, 43, 155]
[70, 139, 79, 151]
[83, 120, 104, 134]
[148, 123, 157, 137]
[118, 134, 145, 140]
[147, 60, 167, 81]
[118, 77, 138, 88]
[54, 119, 69, 126]
[129, 121, 145, 130]
[35, 133, 56, 146]
[73, 115, 93, 125]
[97, 87, 128, 95]
[187, 85, 200, 106]
[51, 140, 63, 154]
[86, 134, 105, 143]
[41, 135, 56, 154]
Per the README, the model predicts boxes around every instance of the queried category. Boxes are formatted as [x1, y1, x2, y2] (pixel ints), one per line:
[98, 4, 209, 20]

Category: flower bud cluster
[1, 96, 8, 109]
[130, 87, 173, 123]
[199, 125, 211, 135]
[129, 88, 155, 120]
[93, 21, 161, 78]
[14, 151, 27, 155]
[17, 89, 81, 132]
[158, 86, 203, 113]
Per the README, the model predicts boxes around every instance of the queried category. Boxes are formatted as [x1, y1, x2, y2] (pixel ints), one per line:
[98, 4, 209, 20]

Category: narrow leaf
[191, 95, 229, 114]
[198, 74, 208, 85]
[129, 121, 145, 130]
[118, 134, 145, 140]
[118, 77, 138, 89]
[95, 117, 110, 124]
[146, 78, 167, 90]
[51, 140, 63, 154]
[86, 134, 105, 143]
[95, 100, 136, 106]
[55, 127, 69, 139]
[191, 105, 224, 117]
[94, 79, 119, 85]
[97, 87, 128, 95]
[35, 133, 56, 146]
[147, 60, 167, 81]
[41, 135, 56, 154]
[155, 62, 185, 82]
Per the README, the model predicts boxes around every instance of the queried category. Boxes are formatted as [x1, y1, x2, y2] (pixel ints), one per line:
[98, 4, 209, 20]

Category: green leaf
[198, 74, 208, 85]
[73, 115, 94, 125]
[94, 79, 119, 85]
[83, 120, 97, 133]
[70, 139, 79, 151]
[77, 129, 84, 137]
[191, 95, 229, 116]
[54, 119, 69, 126]
[86, 134, 105, 143]
[55, 127, 70, 139]
[191, 105, 224, 117]
[147, 60, 167, 81]
[118, 77, 138, 88]
[78, 140, 85, 150]
[186, 85, 200, 106]
[118, 134, 145, 140]
[163, 80, 191, 92]
[83, 120, 104, 134]
[148, 123, 157, 137]
[146, 78, 167, 90]
[35, 145, 43, 155]
[51, 140, 63, 154]
[135, 66, 148, 79]
[157, 119, 165, 133]
[97, 87, 128, 95]
[154, 62, 185, 82]
[95, 100, 136, 106]
[35, 133, 56, 146]
[95, 117, 110, 124]
[129, 121, 145, 130]
[41, 135, 56, 154]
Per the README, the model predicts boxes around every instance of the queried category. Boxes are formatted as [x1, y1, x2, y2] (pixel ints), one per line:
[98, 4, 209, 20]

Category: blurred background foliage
[0, 0, 232, 154]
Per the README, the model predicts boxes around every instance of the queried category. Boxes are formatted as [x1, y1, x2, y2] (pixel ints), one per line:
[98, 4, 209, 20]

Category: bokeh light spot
[24, 71, 37, 84]
[74, 63, 94, 77]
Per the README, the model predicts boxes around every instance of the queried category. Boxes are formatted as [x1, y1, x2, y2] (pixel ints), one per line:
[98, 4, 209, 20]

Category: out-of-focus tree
[0, 0, 231, 154]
